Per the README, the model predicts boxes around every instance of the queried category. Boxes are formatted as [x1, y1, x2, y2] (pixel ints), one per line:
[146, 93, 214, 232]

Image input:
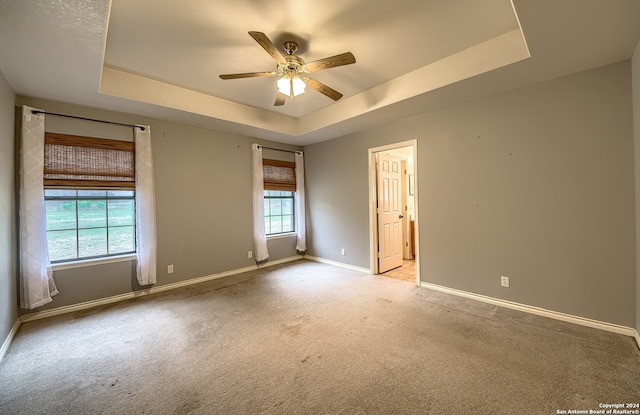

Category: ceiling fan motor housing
[279, 55, 306, 76]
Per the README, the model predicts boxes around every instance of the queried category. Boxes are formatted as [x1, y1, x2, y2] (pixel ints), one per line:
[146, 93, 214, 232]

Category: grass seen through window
[45, 190, 136, 262]
[264, 190, 294, 235]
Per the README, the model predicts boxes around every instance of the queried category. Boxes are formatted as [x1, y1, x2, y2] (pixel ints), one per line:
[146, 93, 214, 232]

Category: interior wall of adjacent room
[632, 39, 640, 334]
[0, 69, 17, 345]
[15, 96, 301, 315]
[304, 61, 635, 327]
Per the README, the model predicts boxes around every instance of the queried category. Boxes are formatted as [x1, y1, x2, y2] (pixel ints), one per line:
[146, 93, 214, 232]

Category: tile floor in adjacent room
[381, 258, 416, 283]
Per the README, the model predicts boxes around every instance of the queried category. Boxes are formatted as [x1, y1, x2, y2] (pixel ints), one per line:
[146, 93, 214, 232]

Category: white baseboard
[305, 256, 371, 274]
[0, 319, 21, 363]
[301, 260, 636, 343]
[421, 282, 637, 338]
[20, 255, 303, 324]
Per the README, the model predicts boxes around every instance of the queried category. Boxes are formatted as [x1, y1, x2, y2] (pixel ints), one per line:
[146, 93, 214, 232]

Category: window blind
[43, 132, 135, 188]
[263, 159, 296, 192]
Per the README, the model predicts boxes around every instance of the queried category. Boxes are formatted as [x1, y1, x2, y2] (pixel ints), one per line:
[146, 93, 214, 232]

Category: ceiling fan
[219, 31, 356, 106]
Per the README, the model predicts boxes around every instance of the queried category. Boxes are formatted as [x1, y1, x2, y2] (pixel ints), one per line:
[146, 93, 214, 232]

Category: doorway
[368, 140, 420, 286]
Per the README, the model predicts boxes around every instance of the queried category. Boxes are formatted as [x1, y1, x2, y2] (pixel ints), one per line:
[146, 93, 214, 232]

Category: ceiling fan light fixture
[277, 75, 306, 98]
[220, 32, 356, 105]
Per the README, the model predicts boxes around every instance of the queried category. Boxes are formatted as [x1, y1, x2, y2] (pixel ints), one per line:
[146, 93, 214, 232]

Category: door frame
[368, 139, 420, 286]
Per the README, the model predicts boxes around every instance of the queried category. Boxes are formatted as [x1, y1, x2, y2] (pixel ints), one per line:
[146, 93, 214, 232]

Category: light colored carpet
[1, 260, 638, 414]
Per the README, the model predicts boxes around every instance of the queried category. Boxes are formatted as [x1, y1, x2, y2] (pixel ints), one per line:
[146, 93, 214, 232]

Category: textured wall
[0, 70, 17, 346]
[16, 97, 301, 314]
[305, 61, 636, 327]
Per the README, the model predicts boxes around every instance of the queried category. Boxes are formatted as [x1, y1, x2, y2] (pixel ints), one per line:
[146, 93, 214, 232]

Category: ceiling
[0, 0, 639, 146]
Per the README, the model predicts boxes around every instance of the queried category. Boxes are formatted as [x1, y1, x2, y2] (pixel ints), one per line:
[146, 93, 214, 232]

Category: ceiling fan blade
[274, 93, 287, 106]
[249, 31, 287, 65]
[303, 77, 344, 101]
[305, 52, 356, 72]
[219, 72, 276, 80]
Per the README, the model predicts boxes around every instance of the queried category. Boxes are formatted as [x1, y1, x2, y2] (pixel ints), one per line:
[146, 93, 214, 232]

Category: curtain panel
[295, 152, 307, 253]
[134, 125, 157, 285]
[252, 144, 269, 262]
[19, 105, 58, 309]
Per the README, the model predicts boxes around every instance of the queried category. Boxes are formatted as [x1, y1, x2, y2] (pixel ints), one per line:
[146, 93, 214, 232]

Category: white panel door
[377, 153, 403, 273]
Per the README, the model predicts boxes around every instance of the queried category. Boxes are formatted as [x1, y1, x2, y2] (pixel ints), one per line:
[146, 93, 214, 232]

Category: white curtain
[135, 125, 157, 285]
[295, 152, 307, 253]
[19, 105, 58, 309]
[252, 144, 269, 262]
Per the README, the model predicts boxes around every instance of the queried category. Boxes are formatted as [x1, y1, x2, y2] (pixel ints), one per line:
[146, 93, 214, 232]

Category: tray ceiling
[1, 0, 639, 145]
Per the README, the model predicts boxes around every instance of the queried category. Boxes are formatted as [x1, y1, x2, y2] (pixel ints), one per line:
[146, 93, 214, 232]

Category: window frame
[263, 190, 296, 237]
[44, 189, 137, 264]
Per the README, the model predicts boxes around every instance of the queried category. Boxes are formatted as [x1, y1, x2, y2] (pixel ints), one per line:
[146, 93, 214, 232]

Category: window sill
[51, 253, 137, 271]
[266, 232, 297, 240]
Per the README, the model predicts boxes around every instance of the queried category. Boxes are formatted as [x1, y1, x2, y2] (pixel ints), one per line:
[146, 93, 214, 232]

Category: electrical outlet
[341, 248, 346, 256]
[501, 276, 509, 287]
[248, 251, 253, 259]
[167, 264, 174, 274]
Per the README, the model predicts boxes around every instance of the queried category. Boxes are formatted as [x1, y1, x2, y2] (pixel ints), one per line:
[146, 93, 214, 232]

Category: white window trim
[266, 232, 297, 240]
[51, 253, 137, 271]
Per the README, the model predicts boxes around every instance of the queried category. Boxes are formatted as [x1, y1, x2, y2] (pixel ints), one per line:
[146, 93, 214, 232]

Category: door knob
[399, 215, 404, 219]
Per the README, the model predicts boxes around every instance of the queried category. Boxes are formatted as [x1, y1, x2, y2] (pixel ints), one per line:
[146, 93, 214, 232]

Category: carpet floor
[1, 259, 638, 414]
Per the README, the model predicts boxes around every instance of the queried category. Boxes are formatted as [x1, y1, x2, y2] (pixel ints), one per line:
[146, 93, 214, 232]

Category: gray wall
[305, 61, 636, 327]
[16, 97, 300, 314]
[8, 60, 639, 330]
[0, 70, 17, 344]
[633, 41, 640, 334]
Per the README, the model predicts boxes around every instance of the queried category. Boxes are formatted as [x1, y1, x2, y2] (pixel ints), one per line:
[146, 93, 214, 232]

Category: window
[43, 132, 137, 262]
[262, 158, 296, 236]
[45, 190, 136, 262]
[264, 190, 294, 235]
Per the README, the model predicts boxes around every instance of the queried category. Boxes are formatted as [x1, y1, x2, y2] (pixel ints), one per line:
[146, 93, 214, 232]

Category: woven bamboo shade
[263, 159, 295, 191]
[44, 132, 135, 188]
